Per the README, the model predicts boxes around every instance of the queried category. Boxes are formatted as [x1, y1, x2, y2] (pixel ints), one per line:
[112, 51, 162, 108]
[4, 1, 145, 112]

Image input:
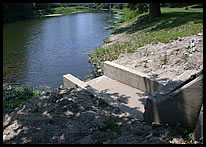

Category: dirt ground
[3, 86, 196, 144]
[113, 33, 203, 83]
[113, 34, 203, 84]
[3, 33, 203, 144]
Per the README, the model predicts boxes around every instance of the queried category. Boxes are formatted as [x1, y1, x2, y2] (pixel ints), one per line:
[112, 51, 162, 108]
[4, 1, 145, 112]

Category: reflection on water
[3, 12, 116, 88]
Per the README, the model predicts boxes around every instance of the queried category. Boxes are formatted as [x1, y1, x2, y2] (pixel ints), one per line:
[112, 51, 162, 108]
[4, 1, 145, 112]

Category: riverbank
[3, 6, 104, 24]
[3, 6, 203, 144]
[88, 7, 203, 76]
[3, 84, 201, 144]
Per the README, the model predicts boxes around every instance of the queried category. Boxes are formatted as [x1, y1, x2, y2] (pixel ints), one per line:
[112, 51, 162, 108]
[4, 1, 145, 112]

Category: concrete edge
[149, 68, 203, 102]
[63, 74, 87, 89]
[143, 74, 203, 128]
[63, 74, 142, 119]
[104, 61, 165, 94]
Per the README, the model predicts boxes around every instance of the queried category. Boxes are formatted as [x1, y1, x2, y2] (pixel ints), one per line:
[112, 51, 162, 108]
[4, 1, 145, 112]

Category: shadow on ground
[112, 11, 203, 35]
[3, 86, 167, 144]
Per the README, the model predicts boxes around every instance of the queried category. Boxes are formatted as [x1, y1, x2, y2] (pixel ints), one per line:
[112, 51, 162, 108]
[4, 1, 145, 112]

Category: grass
[161, 123, 195, 144]
[52, 6, 88, 14]
[89, 7, 203, 76]
[118, 8, 138, 23]
[3, 84, 42, 110]
[98, 117, 121, 134]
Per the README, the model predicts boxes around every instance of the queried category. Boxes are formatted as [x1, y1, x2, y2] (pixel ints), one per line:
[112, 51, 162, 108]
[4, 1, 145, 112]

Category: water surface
[3, 12, 116, 88]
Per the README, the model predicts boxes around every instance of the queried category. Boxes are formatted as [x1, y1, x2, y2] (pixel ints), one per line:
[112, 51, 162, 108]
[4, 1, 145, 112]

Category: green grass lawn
[89, 7, 203, 76]
[113, 7, 203, 43]
[52, 6, 88, 14]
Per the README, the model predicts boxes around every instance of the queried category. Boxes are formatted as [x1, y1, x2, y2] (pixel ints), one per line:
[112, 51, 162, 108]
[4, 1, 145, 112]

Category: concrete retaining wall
[193, 105, 203, 141]
[104, 61, 165, 94]
[143, 74, 203, 128]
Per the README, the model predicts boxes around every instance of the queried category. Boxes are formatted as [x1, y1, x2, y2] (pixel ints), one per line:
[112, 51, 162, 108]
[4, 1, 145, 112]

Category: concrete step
[86, 75, 149, 115]
[63, 61, 203, 126]
[63, 74, 149, 120]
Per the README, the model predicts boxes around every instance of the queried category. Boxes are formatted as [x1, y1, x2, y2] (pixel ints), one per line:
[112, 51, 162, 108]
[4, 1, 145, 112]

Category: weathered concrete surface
[63, 74, 87, 89]
[63, 74, 149, 120]
[86, 75, 149, 119]
[104, 61, 165, 94]
[63, 63, 203, 128]
[193, 105, 203, 141]
[143, 74, 203, 128]
[148, 69, 203, 103]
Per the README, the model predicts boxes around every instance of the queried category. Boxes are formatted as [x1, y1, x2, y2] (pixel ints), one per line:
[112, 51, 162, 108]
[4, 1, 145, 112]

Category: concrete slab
[63, 73, 149, 119]
[86, 76, 149, 119]
[63, 62, 203, 125]
[63, 74, 87, 89]
[144, 74, 203, 128]
[104, 61, 165, 94]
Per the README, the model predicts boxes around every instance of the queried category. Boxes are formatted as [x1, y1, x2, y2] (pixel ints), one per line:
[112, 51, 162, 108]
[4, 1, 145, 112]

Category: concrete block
[64, 74, 146, 119]
[104, 61, 164, 94]
[143, 74, 203, 128]
[63, 74, 87, 89]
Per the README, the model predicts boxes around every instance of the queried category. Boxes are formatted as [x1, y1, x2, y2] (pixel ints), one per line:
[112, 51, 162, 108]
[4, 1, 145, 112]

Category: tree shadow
[3, 86, 165, 144]
[143, 72, 203, 130]
[84, 84, 147, 120]
[112, 11, 203, 35]
[4, 70, 202, 143]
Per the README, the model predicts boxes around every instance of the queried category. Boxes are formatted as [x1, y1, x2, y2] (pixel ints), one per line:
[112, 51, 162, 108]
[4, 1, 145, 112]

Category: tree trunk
[149, 3, 161, 20]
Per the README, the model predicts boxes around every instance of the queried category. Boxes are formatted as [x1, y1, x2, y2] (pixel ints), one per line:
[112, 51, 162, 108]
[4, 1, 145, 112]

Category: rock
[177, 37, 183, 41]
[143, 63, 148, 68]
[59, 89, 67, 95]
[197, 33, 203, 36]
[189, 42, 196, 48]
[97, 69, 102, 73]
[3, 135, 6, 140]
[170, 138, 185, 144]
[41, 91, 46, 96]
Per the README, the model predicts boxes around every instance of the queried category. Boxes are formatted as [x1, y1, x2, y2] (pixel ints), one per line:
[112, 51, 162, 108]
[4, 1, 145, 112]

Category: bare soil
[113, 34, 203, 84]
[3, 86, 193, 144]
[3, 28, 203, 144]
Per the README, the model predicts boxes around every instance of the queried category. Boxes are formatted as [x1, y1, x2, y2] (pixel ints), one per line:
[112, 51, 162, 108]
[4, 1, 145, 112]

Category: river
[3, 12, 116, 89]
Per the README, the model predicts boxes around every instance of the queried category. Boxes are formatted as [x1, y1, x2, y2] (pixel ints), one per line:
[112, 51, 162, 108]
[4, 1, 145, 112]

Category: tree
[125, 3, 148, 14]
[149, 3, 161, 20]
[3, 3, 36, 23]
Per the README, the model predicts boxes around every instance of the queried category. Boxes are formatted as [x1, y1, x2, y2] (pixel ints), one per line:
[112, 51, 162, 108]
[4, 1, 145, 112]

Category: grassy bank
[88, 6, 203, 76]
[52, 6, 88, 14]
[3, 84, 49, 112]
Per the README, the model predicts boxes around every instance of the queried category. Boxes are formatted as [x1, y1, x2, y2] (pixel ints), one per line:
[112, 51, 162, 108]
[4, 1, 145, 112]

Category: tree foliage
[125, 3, 148, 14]
[3, 3, 54, 23]
[3, 3, 36, 23]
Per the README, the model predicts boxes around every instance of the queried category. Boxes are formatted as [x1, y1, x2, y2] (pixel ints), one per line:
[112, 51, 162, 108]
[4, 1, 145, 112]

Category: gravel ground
[3, 86, 202, 144]
[113, 34, 203, 84]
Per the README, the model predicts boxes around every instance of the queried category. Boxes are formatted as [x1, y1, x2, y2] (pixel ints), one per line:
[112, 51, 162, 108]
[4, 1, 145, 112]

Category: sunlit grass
[89, 7, 203, 76]
[53, 6, 88, 14]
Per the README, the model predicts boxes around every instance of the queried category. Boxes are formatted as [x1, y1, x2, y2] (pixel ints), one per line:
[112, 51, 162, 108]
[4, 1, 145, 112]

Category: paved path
[86, 76, 149, 120]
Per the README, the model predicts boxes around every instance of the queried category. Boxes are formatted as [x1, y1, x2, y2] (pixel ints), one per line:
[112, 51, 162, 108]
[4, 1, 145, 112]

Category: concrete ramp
[63, 74, 149, 120]
[63, 61, 203, 126]
[86, 75, 149, 119]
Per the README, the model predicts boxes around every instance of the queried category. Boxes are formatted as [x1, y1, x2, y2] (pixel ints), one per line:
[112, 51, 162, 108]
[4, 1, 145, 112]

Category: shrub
[3, 84, 42, 110]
